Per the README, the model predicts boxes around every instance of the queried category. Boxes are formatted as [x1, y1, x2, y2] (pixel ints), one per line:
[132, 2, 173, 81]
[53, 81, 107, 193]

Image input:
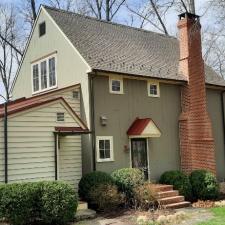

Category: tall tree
[84, 0, 126, 21]
[0, 4, 21, 100]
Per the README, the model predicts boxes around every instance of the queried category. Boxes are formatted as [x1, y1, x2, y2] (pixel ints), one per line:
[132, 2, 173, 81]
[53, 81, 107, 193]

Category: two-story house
[1, 5, 225, 186]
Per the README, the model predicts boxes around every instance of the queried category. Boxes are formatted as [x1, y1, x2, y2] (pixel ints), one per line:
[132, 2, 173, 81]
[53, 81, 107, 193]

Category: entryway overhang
[54, 126, 90, 136]
[127, 117, 161, 138]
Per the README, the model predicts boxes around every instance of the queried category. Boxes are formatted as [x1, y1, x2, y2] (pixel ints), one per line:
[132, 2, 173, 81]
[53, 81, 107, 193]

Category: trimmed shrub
[0, 181, 78, 225]
[78, 171, 114, 201]
[40, 181, 78, 225]
[190, 170, 219, 200]
[159, 170, 192, 200]
[0, 182, 40, 225]
[111, 168, 144, 198]
[133, 182, 157, 210]
[89, 184, 124, 211]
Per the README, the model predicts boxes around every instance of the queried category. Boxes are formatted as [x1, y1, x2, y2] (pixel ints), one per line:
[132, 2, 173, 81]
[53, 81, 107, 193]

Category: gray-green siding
[92, 75, 225, 181]
[93, 76, 181, 181]
[206, 89, 225, 181]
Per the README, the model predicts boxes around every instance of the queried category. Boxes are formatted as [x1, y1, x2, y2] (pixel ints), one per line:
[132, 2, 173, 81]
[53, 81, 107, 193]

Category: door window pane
[131, 139, 148, 179]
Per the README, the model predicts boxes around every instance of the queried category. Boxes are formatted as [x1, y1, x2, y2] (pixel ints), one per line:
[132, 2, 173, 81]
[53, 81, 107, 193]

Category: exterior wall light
[100, 116, 108, 126]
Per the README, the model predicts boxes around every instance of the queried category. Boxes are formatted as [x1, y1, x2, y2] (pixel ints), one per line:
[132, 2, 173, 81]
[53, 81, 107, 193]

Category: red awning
[127, 117, 161, 138]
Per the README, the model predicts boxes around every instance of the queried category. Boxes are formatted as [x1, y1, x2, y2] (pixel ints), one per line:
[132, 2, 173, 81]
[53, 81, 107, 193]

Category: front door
[131, 138, 149, 179]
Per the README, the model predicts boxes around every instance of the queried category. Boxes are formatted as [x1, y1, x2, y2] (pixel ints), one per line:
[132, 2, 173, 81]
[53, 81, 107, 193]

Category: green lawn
[198, 207, 225, 225]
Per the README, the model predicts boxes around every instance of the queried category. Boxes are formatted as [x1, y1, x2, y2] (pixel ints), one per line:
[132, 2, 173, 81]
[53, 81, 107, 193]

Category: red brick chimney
[178, 13, 216, 174]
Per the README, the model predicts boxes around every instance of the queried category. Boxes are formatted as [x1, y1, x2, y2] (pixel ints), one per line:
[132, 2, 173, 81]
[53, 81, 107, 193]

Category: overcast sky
[0, 0, 212, 102]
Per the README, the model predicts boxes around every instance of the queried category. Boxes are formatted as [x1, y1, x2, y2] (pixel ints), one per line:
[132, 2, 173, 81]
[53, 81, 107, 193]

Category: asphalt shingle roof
[44, 6, 225, 87]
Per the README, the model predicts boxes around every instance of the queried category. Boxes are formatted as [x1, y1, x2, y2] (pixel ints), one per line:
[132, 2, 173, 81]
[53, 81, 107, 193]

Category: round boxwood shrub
[190, 170, 219, 200]
[159, 170, 192, 200]
[111, 168, 144, 197]
[0, 182, 40, 225]
[78, 171, 114, 201]
[0, 181, 78, 225]
[40, 181, 78, 225]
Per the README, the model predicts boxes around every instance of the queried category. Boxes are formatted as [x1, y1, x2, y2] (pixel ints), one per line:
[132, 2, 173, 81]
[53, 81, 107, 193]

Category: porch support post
[54, 133, 58, 180]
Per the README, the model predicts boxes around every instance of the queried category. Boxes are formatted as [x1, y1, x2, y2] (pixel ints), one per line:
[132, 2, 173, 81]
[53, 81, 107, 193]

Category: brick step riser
[158, 196, 185, 205]
[157, 191, 179, 199]
[154, 186, 173, 192]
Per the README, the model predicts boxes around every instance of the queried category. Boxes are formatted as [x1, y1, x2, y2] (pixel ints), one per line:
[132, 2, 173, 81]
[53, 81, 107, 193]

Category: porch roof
[127, 118, 161, 138]
[55, 126, 90, 135]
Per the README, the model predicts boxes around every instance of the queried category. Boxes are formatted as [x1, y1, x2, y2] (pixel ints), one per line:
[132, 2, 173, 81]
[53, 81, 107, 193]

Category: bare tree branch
[149, 0, 169, 35]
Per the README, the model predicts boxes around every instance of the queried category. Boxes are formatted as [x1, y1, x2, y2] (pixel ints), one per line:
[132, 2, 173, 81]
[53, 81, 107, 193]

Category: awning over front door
[127, 117, 161, 138]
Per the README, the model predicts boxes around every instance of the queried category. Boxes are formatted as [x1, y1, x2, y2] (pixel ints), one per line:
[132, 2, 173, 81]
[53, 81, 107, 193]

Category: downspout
[221, 91, 225, 167]
[54, 133, 58, 180]
[4, 102, 8, 184]
[89, 72, 96, 171]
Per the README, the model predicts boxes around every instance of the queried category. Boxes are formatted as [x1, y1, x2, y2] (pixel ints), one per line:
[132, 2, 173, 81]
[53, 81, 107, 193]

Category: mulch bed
[192, 200, 215, 208]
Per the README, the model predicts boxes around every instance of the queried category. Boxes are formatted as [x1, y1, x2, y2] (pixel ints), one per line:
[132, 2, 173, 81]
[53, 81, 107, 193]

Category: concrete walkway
[74, 208, 214, 225]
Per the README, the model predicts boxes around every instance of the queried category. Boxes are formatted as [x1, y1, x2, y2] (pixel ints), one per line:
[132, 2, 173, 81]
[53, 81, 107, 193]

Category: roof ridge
[42, 4, 176, 40]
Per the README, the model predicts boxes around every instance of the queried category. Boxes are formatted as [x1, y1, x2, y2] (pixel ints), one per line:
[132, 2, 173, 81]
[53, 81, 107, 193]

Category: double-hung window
[49, 57, 56, 87]
[96, 136, 114, 162]
[41, 61, 47, 89]
[32, 64, 39, 92]
[32, 54, 57, 94]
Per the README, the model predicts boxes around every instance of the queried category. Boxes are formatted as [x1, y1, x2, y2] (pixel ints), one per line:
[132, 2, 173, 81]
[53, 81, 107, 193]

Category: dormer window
[31, 54, 57, 94]
[147, 81, 160, 97]
[109, 76, 123, 94]
[39, 22, 46, 37]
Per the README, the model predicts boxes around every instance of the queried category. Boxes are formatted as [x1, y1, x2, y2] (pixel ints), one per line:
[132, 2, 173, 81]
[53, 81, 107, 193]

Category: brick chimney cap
[179, 12, 200, 20]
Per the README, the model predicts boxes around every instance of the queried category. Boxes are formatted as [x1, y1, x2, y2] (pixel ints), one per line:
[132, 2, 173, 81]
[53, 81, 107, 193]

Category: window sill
[109, 91, 124, 95]
[96, 159, 115, 163]
[148, 94, 160, 98]
[32, 86, 58, 96]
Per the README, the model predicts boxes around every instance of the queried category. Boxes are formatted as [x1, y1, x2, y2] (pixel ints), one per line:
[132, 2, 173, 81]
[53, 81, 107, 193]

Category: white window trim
[109, 76, 124, 94]
[31, 54, 57, 95]
[96, 136, 114, 162]
[147, 81, 160, 97]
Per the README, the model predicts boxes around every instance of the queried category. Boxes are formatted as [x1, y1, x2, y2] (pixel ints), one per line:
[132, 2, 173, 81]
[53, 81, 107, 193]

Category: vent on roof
[57, 112, 64, 122]
[39, 22, 46, 37]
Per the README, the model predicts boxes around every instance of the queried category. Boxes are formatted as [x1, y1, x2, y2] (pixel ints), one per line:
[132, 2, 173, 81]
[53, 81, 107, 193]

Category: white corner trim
[43, 7, 91, 71]
[96, 136, 114, 162]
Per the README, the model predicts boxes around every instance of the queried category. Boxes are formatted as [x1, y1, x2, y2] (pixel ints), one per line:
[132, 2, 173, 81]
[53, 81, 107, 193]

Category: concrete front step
[77, 201, 88, 210]
[158, 196, 185, 205]
[157, 190, 179, 198]
[163, 201, 191, 209]
[75, 209, 96, 221]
